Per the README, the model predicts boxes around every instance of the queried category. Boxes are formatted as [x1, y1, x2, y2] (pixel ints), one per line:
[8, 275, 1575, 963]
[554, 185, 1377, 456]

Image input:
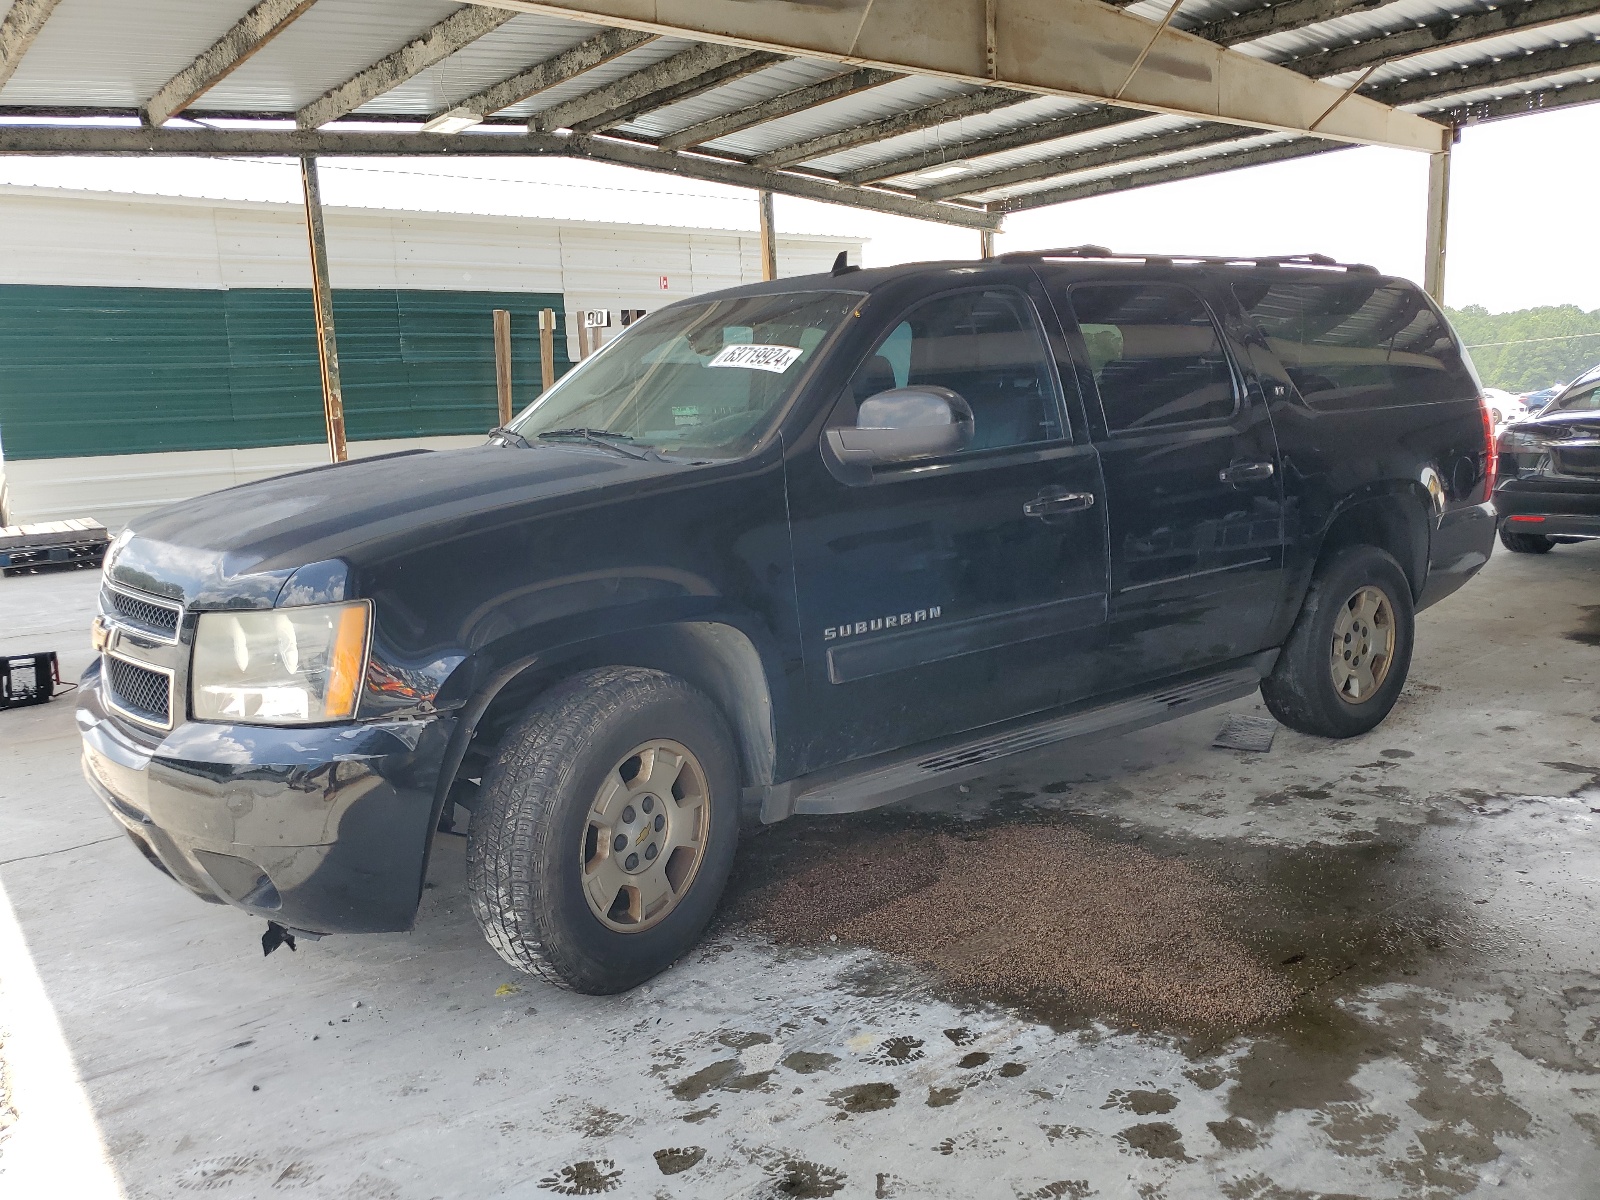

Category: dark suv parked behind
[79, 250, 1495, 993]
[1494, 362, 1600, 552]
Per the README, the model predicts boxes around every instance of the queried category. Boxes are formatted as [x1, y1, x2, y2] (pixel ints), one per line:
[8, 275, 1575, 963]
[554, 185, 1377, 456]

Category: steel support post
[299, 155, 348, 463]
[1424, 147, 1451, 304]
[979, 228, 995, 259]
[758, 188, 778, 281]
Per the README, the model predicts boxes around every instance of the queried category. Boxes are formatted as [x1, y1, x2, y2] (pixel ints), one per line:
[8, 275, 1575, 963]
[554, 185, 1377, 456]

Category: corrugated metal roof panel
[354, 13, 612, 117]
[499, 37, 701, 121]
[0, 0, 258, 107]
[616, 58, 845, 139]
[977, 129, 1298, 203]
[204, 0, 462, 113]
[871, 113, 1195, 187]
[789, 94, 1090, 175]
[700, 75, 987, 157]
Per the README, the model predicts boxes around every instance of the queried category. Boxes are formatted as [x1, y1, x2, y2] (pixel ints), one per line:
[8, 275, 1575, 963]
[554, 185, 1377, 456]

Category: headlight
[191, 601, 370, 724]
[1500, 431, 1543, 450]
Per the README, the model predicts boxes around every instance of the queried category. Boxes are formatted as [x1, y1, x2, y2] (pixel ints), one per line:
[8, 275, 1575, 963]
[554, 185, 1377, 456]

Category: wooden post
[576, 314, 591, 360]
[539, 308, 556, 392]
[757, 188, 777, 281]
[1424, 147, 1451, 303]
[492, 308, 513, 425]
[299, 155, 347, 462]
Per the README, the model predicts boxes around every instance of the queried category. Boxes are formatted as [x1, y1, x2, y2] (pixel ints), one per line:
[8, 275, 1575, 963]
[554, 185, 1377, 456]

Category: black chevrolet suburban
[79, 250, 1496, 993]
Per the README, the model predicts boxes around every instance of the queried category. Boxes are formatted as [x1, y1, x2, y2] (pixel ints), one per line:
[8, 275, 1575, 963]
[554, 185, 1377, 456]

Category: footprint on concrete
[765, 1157, 846, 1198]
[1102, 1087, 1177, 1115]
[1022, 1183, 1095, 1200]
[827, 1082, 899, 1116]
[943, 1027, 977, 1045]
[653, 1147, 706, 1176]
[866, 1036, 924, 1065]
[537, 1161, 623, 1195]
[781, 1050, 839, 1075]
[1116, 1123, 1190, 1162]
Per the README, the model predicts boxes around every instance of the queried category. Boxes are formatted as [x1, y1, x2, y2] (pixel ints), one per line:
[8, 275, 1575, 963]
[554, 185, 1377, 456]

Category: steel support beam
[945, 46, 1597, 210]
[299, 156, 348, 463]
[0, 0, 62, 92]
[471, 0, 1447, 151]
[1429, 76, 1600, 124]
[658, 67, 901, 151]
[979, 228, 995, 259]
[1282, 0, 1600, 82]
[530, 43, 780, 133]
[1371, 38, 1600, 107]
[919, 121, 1241, 200]
[297, 5, 517, 129]
[1186, 0, 1379, 47]
[754, 88, 1030, 169]
[758, 188, 777, 280]
[442, 27, 654, 119]
[1424, 147, 1451, 303]
[144, 0, 319, 127]
[839, 105, 1138, 185]
[0, 125, 998, 228]
[998, 136, 1344, 210]
[836, 0, 1428, 187]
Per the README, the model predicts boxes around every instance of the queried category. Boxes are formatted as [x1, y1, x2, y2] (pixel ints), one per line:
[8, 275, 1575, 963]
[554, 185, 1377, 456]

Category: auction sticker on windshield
[707, 344, 804, 373]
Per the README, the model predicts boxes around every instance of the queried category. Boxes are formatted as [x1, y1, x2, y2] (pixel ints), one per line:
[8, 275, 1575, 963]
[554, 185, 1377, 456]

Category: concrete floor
[1, 543, 1598, 1200]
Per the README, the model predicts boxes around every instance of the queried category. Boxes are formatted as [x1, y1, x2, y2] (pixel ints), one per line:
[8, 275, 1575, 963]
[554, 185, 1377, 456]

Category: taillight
[1480, 396, 1498, 499]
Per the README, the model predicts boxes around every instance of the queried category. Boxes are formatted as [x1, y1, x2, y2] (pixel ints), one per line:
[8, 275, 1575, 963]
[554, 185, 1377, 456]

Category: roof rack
[994, 246, 1378, 274]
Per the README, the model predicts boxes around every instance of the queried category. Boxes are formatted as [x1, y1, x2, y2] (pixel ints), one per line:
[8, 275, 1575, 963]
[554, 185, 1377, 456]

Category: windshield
[1552, 382, 1600, 413]
[508, 290, 860, 457]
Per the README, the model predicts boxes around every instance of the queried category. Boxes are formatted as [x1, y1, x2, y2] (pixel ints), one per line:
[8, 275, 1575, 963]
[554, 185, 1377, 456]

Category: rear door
[1044, 273, 1286, 690]
[784, 280, 1110, 772]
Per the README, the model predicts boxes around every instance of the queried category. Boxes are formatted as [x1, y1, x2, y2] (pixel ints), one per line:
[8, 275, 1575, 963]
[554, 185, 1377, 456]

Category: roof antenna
[831, 251, 859, 276]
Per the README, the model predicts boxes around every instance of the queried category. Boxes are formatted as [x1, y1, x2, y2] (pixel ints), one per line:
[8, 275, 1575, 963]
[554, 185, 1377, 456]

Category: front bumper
[1494, 476, 1600, 538]
[77, 661, 457, 934]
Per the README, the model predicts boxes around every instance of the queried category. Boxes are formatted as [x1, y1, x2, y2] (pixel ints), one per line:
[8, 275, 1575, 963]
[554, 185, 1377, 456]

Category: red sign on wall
[659, 275, 670, 290]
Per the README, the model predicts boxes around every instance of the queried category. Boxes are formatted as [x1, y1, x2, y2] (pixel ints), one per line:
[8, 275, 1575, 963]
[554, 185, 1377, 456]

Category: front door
[1046, 276, 1285, 690]
[785, 284, 1110, 773]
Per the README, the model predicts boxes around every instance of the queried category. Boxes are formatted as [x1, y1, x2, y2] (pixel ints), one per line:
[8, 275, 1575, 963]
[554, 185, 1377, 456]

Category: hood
[109, 444, 685, 608]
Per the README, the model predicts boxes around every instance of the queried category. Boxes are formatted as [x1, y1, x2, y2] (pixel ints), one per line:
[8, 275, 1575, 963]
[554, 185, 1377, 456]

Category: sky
[0, 102, 1595, 314]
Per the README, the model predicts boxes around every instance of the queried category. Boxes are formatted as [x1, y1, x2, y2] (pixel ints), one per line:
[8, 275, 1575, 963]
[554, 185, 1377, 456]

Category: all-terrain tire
[466, 666, 740, 993]
[1260, 545, 1415, 739]
[1498, 527, 1555, 554]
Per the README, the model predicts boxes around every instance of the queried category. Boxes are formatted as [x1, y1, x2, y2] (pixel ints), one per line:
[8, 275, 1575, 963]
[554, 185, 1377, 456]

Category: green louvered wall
[0, 285, 570, 460]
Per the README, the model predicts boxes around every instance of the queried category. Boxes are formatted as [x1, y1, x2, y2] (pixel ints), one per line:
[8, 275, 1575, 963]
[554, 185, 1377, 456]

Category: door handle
[1219, 461, 1275, 485]
[1024, 490, 1096, 518]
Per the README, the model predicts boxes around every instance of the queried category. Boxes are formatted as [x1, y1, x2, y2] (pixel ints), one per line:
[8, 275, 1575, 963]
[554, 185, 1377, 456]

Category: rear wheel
[1498, 527, 1555, 554]
[1261, 545, 1415, 739]
[466, 667, 739, 993]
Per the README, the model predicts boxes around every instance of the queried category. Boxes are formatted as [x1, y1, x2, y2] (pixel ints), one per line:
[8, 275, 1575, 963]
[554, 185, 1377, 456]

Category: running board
[761, 660, 1269, 822]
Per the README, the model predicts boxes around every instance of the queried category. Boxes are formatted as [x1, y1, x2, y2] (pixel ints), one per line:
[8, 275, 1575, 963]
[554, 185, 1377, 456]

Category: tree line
[1445, 304, 1600, 393]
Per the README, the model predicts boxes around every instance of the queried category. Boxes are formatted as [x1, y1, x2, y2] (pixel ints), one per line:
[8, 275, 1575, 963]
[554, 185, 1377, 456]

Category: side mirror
[825, 386, 974, 468]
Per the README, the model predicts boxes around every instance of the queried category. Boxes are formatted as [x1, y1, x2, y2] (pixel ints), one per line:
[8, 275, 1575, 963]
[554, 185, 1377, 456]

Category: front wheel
[1261, 545, 1415, 739]
[466, 667, 740, 993]
[1498, 527, 1555, 554]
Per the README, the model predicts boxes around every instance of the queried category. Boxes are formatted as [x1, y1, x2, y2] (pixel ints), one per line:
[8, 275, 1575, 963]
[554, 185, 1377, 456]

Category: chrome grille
[107, 656, 172, 727]
[103, 585, 181, 640]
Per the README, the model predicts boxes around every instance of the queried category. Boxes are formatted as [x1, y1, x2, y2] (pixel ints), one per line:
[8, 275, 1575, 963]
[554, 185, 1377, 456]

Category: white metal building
[0, 184, 861, 526]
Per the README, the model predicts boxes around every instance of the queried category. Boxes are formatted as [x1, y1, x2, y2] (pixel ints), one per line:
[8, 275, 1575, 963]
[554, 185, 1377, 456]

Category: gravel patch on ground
[741, 820, 1300, 1030]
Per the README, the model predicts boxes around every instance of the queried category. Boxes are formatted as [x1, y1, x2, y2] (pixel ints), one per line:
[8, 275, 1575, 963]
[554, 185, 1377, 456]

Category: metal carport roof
[0, 0, 1586, 230]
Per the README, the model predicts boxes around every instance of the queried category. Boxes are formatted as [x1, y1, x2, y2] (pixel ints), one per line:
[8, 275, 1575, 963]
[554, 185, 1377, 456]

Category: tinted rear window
[1234, 279, 1475, 409]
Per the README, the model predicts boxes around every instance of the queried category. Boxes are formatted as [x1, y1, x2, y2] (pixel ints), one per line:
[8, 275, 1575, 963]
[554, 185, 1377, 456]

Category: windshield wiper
[535, 428, 651, 459]
[487, 426, 531, 448]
